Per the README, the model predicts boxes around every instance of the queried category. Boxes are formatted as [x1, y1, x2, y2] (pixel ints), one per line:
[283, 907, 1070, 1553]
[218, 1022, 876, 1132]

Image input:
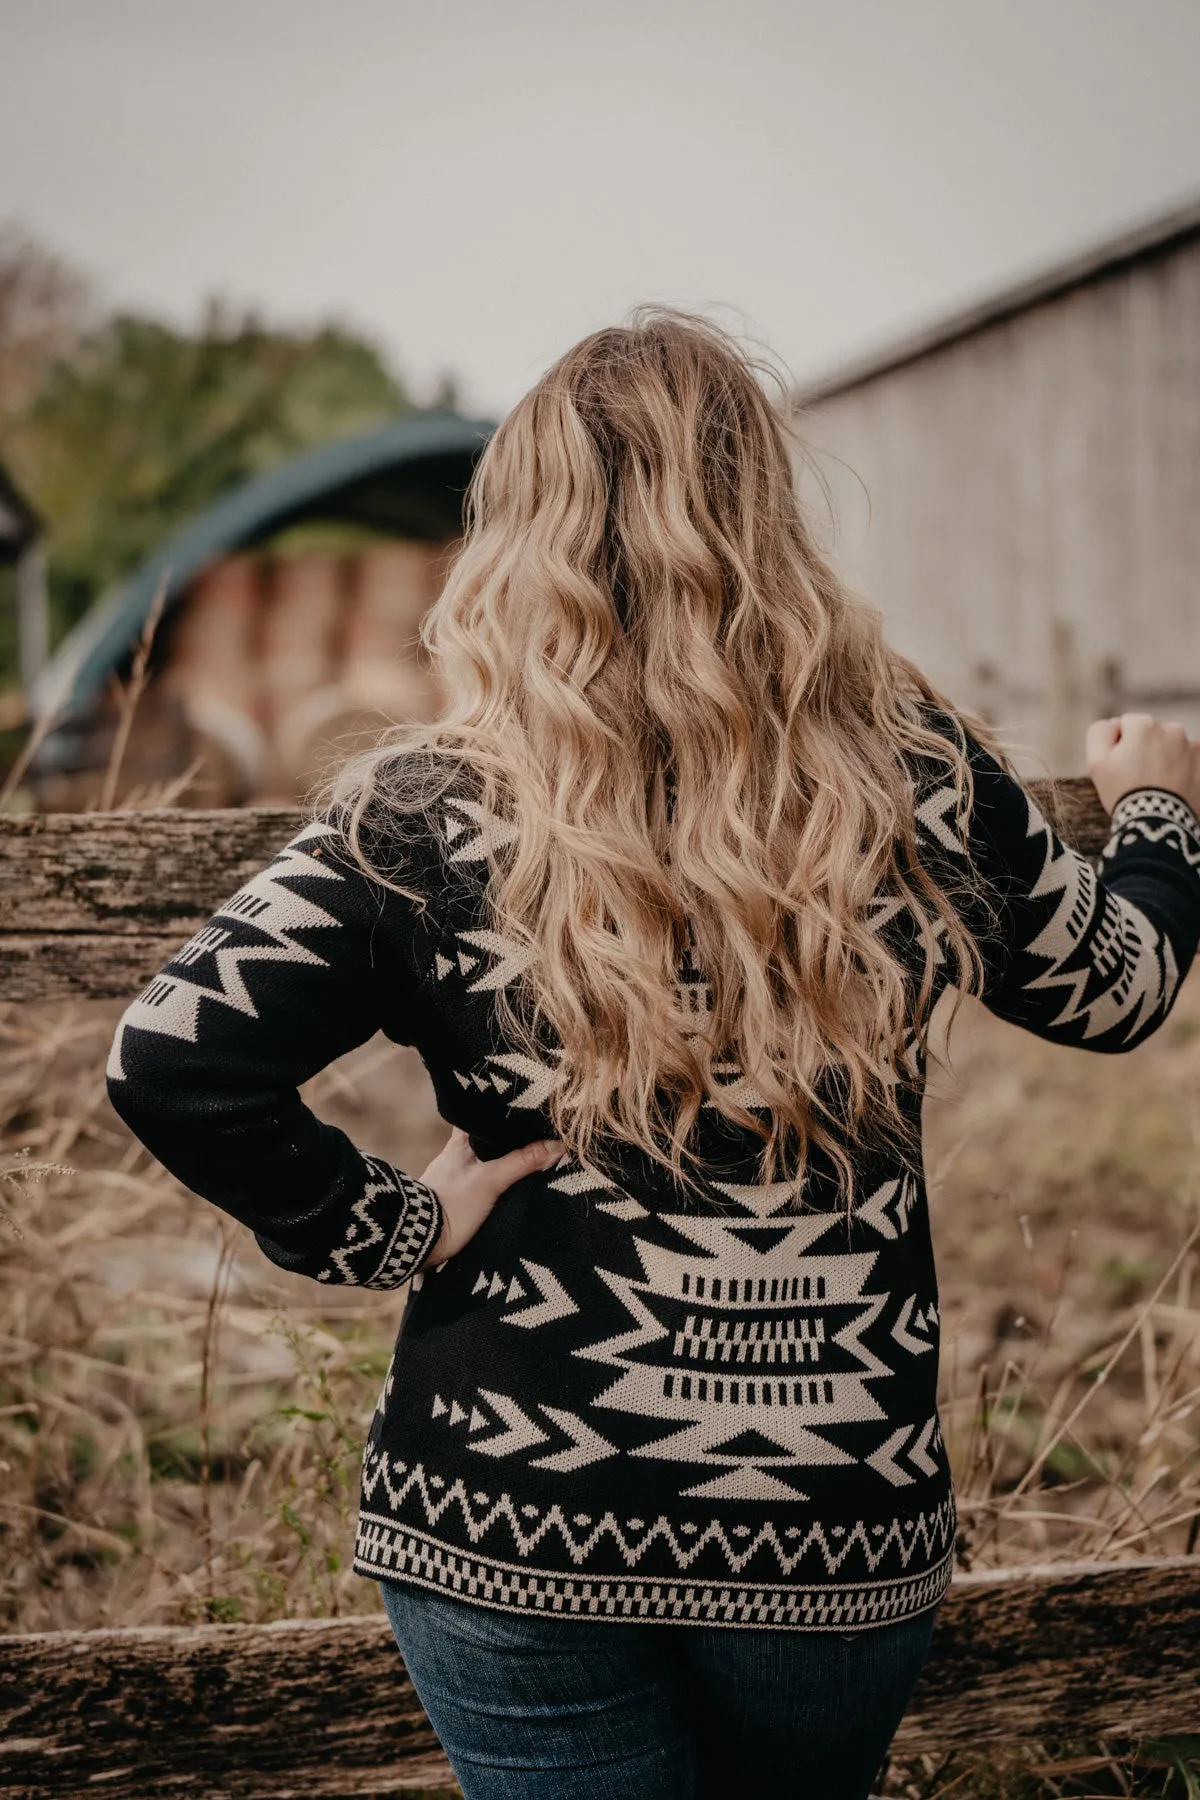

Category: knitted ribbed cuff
[1104, 788, 1200, 879]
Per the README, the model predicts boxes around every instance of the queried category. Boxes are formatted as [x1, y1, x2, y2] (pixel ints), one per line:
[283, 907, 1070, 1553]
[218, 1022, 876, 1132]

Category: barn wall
[796, 231, 1200, 775]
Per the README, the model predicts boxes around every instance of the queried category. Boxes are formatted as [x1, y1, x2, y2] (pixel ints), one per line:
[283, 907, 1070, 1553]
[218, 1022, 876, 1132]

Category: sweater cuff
[306, 1159, 445, 1290]
[408, 1186, 446, 1280]
[366, 1176, 445, 1289]
[1102, 788, 1200, 881]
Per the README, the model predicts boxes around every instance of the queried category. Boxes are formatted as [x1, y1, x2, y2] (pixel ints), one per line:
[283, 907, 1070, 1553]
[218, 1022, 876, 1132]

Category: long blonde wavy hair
[325, 309, 1002, 1211]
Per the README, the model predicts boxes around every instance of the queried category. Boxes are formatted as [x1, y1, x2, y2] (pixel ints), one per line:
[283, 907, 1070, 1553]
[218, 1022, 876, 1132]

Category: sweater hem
[352, 1516, 955, 1631]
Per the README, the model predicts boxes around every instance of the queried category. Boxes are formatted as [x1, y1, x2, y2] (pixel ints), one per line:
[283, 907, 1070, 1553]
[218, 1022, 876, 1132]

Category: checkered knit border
[315, 1158, 443, 1289]
[354, 1515, 954, 1631]
[1105, 788, 1200, 870]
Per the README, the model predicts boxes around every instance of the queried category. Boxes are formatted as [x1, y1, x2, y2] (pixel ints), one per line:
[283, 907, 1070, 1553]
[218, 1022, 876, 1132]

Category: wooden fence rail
[0, 780, 1110, 1003]
[2, 1558, 1198, 1798]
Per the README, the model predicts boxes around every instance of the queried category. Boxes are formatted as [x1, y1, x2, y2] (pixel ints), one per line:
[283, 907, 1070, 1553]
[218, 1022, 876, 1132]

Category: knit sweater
[106, 719, 1200, 1631]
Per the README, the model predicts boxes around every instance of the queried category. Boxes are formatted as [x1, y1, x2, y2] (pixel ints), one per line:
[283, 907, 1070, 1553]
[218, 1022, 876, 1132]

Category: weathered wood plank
[0, 807, 301, 935]
[0, 1612, 450, 1799]
[0, 933, 241, 1002]
[0, 807, 301, 1002]
[1, 1559, 1196, 1797]
[0, 779, 1111, 1003]
[1024, 772, 1110, 853]
[895, 1555, 1200, 1755]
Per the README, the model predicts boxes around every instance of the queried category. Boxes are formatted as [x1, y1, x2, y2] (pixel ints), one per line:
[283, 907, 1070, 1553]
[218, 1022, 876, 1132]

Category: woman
[107, 311, 1200, 1799]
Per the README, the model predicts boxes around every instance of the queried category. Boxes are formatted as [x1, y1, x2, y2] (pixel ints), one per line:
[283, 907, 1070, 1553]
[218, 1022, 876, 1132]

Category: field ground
[2, 974, 1199, 1797]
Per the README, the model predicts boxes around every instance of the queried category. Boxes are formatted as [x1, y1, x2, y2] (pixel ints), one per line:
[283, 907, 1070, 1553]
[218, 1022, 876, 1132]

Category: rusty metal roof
[31, 409, 495, 723]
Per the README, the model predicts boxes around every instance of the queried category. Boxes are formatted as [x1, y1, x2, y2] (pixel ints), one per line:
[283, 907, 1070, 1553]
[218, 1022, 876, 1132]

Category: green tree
[2, 292, 415, 649]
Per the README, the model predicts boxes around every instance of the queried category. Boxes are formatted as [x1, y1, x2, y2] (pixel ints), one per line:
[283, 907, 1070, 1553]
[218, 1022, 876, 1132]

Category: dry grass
[0, 1004, 446, 1632]
[924, 987, 1200, 1575]
[1, 971, 1198, 1796]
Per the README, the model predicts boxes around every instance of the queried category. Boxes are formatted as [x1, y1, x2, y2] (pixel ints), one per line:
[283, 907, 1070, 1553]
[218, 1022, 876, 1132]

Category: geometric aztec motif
[1104, 787, 1200, 870]
[357, 1457, 958, 1578]
[316, 1154, 443, 1288]
[354, 1516, 956, 1630]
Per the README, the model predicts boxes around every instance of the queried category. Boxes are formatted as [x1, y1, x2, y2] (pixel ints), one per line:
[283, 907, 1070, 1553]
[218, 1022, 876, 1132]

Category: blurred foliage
[0, 225, 422, 681]
[0, 563, 17, 702]
[0, 221, 93, 421]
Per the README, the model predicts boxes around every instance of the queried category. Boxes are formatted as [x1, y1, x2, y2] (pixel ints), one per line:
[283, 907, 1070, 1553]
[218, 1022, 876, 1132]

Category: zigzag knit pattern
[107, 721, 1200, 1631]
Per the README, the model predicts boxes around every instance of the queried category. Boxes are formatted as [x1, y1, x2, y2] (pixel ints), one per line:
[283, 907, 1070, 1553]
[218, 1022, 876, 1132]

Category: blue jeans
[379, 1579, 937, 1799]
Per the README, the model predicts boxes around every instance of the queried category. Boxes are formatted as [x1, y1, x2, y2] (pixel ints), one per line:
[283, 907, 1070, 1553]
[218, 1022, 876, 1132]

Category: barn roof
[31, 408, 495, 723]
[795, 190, 1200, 407]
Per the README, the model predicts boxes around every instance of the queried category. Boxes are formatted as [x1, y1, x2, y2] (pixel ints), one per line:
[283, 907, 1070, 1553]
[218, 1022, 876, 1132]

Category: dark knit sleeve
[917, 729, 1200, 1051]
[105, 816, 445, 1288]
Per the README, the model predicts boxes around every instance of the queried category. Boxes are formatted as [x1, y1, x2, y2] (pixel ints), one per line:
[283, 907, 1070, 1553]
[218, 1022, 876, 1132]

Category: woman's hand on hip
[1086, 713, 1200, 817]
[419, 1126, 566, 1265]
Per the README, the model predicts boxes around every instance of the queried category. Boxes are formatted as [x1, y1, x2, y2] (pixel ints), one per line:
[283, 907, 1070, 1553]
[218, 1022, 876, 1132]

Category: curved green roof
[32, 409, 495, 724]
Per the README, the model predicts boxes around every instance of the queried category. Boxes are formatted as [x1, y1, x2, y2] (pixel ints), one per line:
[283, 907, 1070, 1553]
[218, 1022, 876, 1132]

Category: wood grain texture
[0, 780, 1111, 1002]
[797, 229, 1200, 768]
[0, 807, 299, 1001]
[2, 1559, 1197, 1797]
[0, 1613, 451, 1798]
[897, 1555, 1200, 1755]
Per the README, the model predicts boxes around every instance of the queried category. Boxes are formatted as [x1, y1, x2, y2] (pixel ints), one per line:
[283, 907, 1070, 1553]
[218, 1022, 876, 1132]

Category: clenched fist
[420, 1126, 567, 1266]
[1086, 713, 1200, 818]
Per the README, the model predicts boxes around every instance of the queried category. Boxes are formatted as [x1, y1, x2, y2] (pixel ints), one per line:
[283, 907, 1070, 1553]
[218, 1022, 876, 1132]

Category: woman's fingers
[1085, 717, 1121, 762]
[418, 1133, 567, 1266]
[486, 1138, 567, 1197]
[1086, 712, 1200, 816]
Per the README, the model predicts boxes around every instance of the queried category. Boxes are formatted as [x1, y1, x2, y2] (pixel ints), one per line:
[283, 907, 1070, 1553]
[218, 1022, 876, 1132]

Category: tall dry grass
[925, 991, 1200, 1576]
[0, 1004, 446, 1632]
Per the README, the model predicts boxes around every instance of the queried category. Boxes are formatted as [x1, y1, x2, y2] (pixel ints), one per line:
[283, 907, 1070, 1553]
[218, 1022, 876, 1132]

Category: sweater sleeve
[918, 730, 1200, 1051]
[105, 815, 445, 1288]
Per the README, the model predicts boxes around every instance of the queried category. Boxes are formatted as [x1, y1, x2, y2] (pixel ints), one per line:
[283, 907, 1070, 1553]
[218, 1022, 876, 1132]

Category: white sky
[1, 0, 1199, 417]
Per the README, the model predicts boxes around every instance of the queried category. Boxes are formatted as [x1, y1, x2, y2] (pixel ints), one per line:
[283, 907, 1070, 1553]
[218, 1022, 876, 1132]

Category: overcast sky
[2, 0, 1198, 416]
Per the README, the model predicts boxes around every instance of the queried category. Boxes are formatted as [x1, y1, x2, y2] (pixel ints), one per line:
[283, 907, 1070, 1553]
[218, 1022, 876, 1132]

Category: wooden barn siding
[797, 233, 1200, 774]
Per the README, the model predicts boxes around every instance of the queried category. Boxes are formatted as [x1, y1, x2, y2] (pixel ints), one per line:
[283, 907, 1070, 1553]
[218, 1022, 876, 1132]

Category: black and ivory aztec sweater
[106, 718, 1200, 1631]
